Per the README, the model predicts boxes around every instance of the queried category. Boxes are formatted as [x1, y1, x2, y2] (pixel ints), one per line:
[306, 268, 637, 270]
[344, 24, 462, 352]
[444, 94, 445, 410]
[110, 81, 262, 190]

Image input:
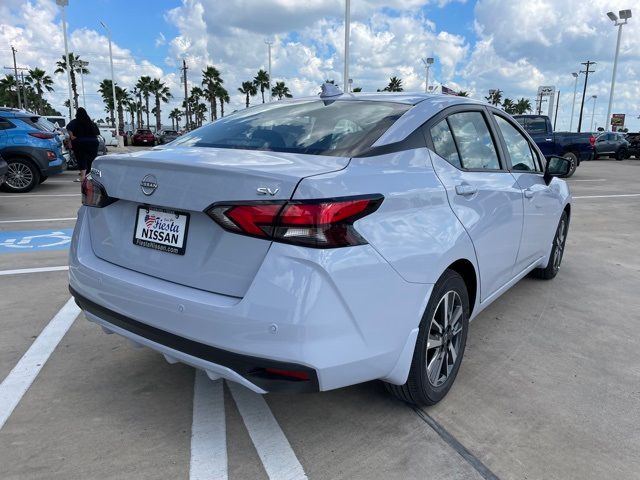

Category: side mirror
[544, 156, 571, 184]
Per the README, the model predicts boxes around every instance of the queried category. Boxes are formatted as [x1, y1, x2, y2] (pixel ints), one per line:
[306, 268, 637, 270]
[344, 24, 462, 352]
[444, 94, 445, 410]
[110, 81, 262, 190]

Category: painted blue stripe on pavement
[0, 228, 73, 254]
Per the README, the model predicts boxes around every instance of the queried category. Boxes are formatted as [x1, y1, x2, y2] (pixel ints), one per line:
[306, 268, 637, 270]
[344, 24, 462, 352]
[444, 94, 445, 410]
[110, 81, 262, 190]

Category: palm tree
[98, 79, 116, 125]
[0, 74, 18, 108]
[115, 87, 132, 132]
[189, 87, 205, 126]
[382, 76, 403, 92]
[502, 98, 517, 114]
[26, 68, 54, 114]
[484, 89, 503, 106]
[202, 66, 222, 121]
[515, 98, 532, 115]
[149, 78, 172, 131]
[352, 87, 362, 92]
[238, 81, 257, 108]
[135, 76, 152, 129]
[54, 53, 89, 110]
[125, 98, 137, 131]
[456, 90, 469, 97]
[253, 69, 270, 103]
[271, 81, 292, 100]
[193, 102, 207, 126]
[169, 108, 183, 130]
[215, 85, 230, 116]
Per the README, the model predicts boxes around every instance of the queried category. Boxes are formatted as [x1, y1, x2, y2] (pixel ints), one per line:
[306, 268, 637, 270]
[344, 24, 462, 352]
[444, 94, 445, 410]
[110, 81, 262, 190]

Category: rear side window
[494, 115, 538, 172]
[172, 100, 410, 157]
[430, 120, 461, 168]
[446, 112, 501, 170]
[0, 118, 16, 130]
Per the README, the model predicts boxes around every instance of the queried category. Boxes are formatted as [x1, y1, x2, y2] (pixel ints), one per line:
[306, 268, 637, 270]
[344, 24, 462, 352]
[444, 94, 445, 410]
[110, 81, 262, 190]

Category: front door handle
[455, 184, 478, 196]
[545, 138, 553, 142]
[524, 189, 534, 199]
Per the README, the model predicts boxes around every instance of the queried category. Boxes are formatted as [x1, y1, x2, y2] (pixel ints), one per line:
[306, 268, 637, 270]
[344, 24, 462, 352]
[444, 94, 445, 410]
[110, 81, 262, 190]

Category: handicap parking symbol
[0, 228, 74, 254]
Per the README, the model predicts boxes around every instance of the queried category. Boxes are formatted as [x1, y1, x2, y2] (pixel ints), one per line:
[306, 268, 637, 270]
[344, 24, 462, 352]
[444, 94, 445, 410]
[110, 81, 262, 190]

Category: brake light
[29, 132, 55, 139]
[81, 176, 117, 208]
[590, 135, 596, 147]
[207, 195, 383, 248]
[46, 150, 56, 160]
[263, 368, 310, 381]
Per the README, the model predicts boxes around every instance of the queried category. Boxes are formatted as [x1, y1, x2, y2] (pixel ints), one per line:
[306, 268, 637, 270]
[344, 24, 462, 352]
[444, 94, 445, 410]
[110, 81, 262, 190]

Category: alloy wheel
[6, 162, 33, 189]
[426, 290, 464, 387]
[552, 217, 567, 271]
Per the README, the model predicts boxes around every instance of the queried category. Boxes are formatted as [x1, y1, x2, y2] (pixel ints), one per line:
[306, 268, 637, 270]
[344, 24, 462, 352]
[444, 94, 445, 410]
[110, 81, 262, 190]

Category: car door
[527, 116, 555, 157]
[490, 112, 561, 273]
[426, 107, 524, 301]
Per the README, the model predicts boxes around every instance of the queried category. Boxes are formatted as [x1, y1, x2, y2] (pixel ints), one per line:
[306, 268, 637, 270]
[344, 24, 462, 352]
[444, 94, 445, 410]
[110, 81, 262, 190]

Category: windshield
[172, 100, 410, 157]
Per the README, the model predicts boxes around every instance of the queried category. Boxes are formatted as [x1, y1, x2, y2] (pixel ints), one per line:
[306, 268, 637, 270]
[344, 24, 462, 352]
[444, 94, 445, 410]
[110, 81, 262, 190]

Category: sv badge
[256, 187, 279, 196]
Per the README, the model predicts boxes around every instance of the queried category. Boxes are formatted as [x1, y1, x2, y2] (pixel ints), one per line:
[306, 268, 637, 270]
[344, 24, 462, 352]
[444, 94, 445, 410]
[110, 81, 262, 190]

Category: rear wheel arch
[446, 259, 477, 317]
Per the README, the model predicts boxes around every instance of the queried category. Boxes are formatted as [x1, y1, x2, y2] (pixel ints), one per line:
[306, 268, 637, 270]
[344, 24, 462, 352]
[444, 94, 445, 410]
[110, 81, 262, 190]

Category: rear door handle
[545, 138, 553, 142]
[524, 189, 534, 199]
[455, 184, 478, 196]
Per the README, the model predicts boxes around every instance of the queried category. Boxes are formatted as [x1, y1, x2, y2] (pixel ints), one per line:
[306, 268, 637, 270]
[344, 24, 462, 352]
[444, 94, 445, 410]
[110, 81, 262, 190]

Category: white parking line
[0, 266, 69, 276]
[572, 179, 607, 182]
[573, 194, 640, 199]
[0, 194, 80, 198]
[0, 297, 80, 430]
[0, 217, 76, 224]
[190, 372, 228, 480]
[227, 381, 307, 480]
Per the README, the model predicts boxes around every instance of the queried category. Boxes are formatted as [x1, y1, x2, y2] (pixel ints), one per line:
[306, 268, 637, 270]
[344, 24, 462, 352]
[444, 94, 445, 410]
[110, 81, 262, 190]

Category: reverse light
[46, 150, 56, 160]
[207, 195, 383, 248]
[81, 176, 117, 208]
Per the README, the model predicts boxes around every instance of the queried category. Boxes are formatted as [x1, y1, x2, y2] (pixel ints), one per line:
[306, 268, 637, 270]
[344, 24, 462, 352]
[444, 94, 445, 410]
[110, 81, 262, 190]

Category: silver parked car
[70, 90, 572, 405]
[158, 129, 180, 144]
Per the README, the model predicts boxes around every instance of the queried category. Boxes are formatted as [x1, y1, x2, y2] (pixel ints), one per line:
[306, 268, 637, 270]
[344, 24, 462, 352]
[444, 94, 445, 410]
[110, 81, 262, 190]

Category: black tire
[39, 176, 48, 184]
[385, 269, 470, 406]
[532, 211, 569, 280]
[0, 158, 40, 193]
[616, 148, 627, 161]
[562, 152, 578, 177]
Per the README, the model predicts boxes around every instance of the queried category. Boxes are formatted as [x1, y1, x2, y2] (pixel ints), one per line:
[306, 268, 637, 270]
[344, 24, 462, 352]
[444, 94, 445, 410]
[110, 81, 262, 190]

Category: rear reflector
[264, 368, 310, 381]
[207, 195, 383, 248]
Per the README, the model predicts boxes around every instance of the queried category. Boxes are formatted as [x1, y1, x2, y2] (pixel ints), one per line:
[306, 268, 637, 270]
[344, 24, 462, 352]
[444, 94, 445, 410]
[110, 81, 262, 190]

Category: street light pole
[56, 0, 74, 121]
[343, 0, 350, 93]
[100, 20, 123, 147]
[78, 59, 88, 108]
[590, 95, 597, 132]
[569, 72, 579, 132]
[264, 40, 273, 102]
[421, 57, 434, 93]
[605, 9, 632, 131]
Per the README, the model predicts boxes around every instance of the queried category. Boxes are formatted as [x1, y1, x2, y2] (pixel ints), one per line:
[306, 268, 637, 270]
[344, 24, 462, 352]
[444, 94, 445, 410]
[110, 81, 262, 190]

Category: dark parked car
[625, 133, 640, 158]
[594, 132, 630, 160]
[132, 129, 156, 146]
[0, 153, 7, 187]
[513, 114, 595, 177]
[158, 129, 180, 144]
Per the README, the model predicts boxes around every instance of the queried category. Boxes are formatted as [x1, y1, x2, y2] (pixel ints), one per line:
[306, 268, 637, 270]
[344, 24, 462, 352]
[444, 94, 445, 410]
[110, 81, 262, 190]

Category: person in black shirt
[66, 107, 99, 183]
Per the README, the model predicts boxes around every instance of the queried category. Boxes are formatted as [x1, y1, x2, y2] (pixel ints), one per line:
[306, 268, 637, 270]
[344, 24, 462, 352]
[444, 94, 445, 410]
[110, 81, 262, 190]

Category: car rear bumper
[69, 207, 430, 392]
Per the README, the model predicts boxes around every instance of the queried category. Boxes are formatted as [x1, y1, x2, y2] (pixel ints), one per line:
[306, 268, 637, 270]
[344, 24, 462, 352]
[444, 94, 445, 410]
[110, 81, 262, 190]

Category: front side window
[171, 100, 410, 157]
[494, 115, 537, 172]
[526, 117, 548, 134]
[447, 112, 501, 170]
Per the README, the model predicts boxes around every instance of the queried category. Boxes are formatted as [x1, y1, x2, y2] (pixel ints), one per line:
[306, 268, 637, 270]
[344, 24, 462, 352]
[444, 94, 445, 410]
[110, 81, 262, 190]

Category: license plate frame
[133, 205, 190, 255]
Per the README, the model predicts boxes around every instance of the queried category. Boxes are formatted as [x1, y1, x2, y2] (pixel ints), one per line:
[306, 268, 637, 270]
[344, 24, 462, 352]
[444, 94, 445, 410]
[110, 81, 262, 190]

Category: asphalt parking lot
[1, 155, 639, 480]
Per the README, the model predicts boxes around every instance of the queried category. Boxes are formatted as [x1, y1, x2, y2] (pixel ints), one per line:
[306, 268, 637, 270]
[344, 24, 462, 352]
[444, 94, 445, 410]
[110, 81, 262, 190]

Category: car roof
[0, 107, 39, 118]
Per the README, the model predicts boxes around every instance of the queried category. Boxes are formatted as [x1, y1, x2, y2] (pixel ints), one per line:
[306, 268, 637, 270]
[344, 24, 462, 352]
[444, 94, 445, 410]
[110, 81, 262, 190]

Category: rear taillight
[29, 132, 56, 139]
[81, 176, 117, 208]
[590, 135, 596, 147]
[46, 150, 56, 160]
[207, 195, 383, 248]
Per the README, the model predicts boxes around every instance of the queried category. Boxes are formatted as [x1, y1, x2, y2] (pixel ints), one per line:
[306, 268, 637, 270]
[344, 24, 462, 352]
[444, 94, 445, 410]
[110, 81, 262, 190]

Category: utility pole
[553, 91, 560, 130]
[20, 72, 27, 111]
[10, 46, 22, 109]
[343, 0, 350, 93]
[181, 58, 190, 129]
[264, 40, 273, 102]
[569, 72, 579, 132]
[577, 60, 595, 133]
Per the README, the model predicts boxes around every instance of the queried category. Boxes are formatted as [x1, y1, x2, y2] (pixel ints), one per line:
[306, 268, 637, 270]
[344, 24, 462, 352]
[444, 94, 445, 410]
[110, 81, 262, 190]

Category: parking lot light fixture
[570, 72, 579, 132]
[605, 9, 631, 131]
[421, 57, 434, 93]
[100, 20, 123, 147]
[56, 0, 74, 120]
[590, 95, 597, 132]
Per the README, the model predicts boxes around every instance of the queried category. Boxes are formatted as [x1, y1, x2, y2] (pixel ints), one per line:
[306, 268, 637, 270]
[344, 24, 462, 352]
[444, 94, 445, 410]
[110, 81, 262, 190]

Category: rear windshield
[171, 100, 411, 157]
[163, 130, 178, 135]
[20, 116, 58, 132]
[137, 129, 152, 134]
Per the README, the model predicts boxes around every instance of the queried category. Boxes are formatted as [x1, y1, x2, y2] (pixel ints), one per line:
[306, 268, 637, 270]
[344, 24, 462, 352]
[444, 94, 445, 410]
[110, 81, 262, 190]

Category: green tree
[352, 87, 362, 92]
[238, 81, 257, 108]
[0, 74, 19, 108]
[98, 79, 116, 125]
[253, 69, 270, 104]
[26, 68, 54, 114]
[382, 76, 403, 92]
[456, 90, 469, 97]
[502, 98, 517, 114]
[271, 81, 292, 100]
[54, 53, 89, 110]
[135, 76, 152, 129]
[202, 66, 222, 121]
[169, 108, 183, 130]
[215, 85, 230, 116]
[515, 98, 532, 114]
[149, 78, 172, 131]
[484, 89, 503, 106]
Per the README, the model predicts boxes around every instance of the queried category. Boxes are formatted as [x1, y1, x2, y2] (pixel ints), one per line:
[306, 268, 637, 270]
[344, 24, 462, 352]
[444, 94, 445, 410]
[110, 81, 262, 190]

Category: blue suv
[0, 108, 67, 192]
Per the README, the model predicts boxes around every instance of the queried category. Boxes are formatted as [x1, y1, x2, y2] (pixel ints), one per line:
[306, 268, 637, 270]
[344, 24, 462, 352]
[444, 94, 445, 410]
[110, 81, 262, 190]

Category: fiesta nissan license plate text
[133, 206, 190, 255]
